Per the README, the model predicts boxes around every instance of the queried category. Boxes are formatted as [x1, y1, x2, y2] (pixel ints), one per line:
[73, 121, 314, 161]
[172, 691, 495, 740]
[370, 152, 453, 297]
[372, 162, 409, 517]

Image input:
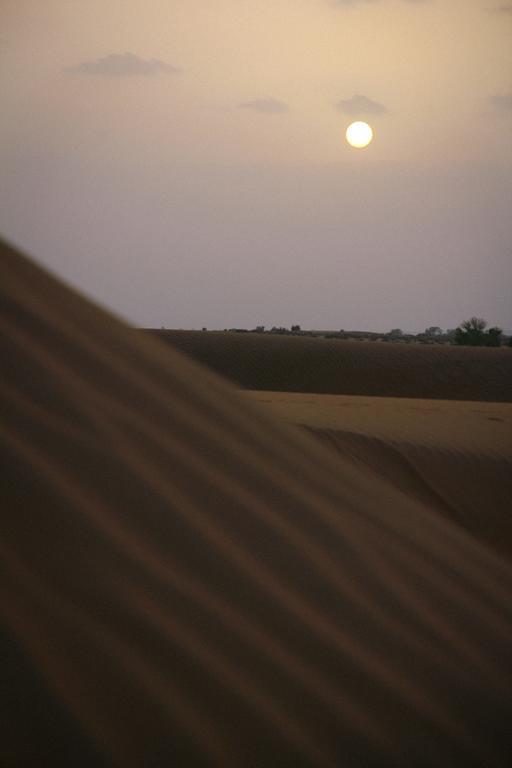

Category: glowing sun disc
[346, 121, 373, 149]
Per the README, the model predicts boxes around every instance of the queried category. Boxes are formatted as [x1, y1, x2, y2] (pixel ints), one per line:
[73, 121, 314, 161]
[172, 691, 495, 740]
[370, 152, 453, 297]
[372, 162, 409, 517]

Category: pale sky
[1, 0, 511, 332]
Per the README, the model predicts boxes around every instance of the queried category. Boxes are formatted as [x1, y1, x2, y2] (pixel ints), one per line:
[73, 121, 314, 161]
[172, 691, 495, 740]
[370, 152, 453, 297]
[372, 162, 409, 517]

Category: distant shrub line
[186, 319, 510, 347]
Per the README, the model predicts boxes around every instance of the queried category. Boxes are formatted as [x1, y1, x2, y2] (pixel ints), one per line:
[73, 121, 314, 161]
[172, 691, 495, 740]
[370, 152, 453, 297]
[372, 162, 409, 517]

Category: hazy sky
[1, 0, 511, 332]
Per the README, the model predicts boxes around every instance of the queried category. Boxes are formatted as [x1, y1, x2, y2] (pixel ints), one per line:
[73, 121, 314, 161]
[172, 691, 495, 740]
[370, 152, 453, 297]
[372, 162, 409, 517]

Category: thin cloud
[336, 94, 388, 115]
[490, 4, 512, 12]
[331, 0, 379, 6]
[66, 52, 181, 77]
[491, 93, 512, 111]
[331, 0, 427, 5]
[238, 98, 289, 114]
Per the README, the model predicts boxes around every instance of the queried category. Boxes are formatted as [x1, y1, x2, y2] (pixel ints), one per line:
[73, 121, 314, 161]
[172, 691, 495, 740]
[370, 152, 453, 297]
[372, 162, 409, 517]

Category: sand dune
[151, 329, 512, 402]
[312, 430, 512, 559]
[244, 392, 512, 450]
[246, 393, 512, 560]
[2, 237, 512, 767]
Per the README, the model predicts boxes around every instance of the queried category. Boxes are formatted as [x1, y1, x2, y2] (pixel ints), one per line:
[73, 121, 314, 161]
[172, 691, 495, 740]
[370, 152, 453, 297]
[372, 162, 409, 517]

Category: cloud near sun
[336, 94, 388, 115]
[66, 52, 181, 76]
[491, 93, 512, 111]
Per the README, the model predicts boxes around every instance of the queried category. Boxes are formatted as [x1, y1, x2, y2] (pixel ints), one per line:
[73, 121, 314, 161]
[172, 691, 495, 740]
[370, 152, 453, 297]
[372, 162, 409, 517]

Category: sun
[346, 121, 373, 149]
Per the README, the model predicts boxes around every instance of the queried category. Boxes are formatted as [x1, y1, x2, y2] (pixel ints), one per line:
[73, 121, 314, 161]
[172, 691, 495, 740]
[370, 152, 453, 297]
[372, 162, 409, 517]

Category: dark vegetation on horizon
[453, 317, 506, 347]
[158, 318, 510, 347]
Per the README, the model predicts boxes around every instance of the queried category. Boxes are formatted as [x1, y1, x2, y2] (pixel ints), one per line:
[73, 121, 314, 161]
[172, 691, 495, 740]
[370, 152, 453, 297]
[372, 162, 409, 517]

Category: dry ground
[3, 238, 512, 768]
[245, 391, 512, 559]
[150, 330, 512, 402]
[244, 392, 512, 451]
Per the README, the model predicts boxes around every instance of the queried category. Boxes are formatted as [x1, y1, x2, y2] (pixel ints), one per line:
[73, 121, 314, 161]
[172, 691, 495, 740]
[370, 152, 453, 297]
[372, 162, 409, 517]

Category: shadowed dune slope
[244, 393, 512, 561]
[150, 330, 512, 402]
[2, 237, 512, 767]
[308, 429, 512, 562]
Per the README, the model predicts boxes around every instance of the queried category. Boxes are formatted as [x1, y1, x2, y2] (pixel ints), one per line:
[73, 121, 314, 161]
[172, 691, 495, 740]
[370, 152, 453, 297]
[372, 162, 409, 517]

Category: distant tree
[291, 324, 301, 333]
[486, 327, 503, 347]
[254, 326, 265, 333]
[455, 317, 486, 346]
[387, 328, 403, 340]
[417, 326, 443, 344]
[464, 317, 487, 332]
[454, 317, 503, 347]
[202, 327, 207, 332]
[425, 326, 443, 337]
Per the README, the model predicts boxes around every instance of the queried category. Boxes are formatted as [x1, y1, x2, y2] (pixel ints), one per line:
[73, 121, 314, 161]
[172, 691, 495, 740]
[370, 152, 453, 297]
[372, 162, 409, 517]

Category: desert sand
[2, 236, 512, 767]
[152, 329, 512, 402]
[246, 393, 512, 559]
